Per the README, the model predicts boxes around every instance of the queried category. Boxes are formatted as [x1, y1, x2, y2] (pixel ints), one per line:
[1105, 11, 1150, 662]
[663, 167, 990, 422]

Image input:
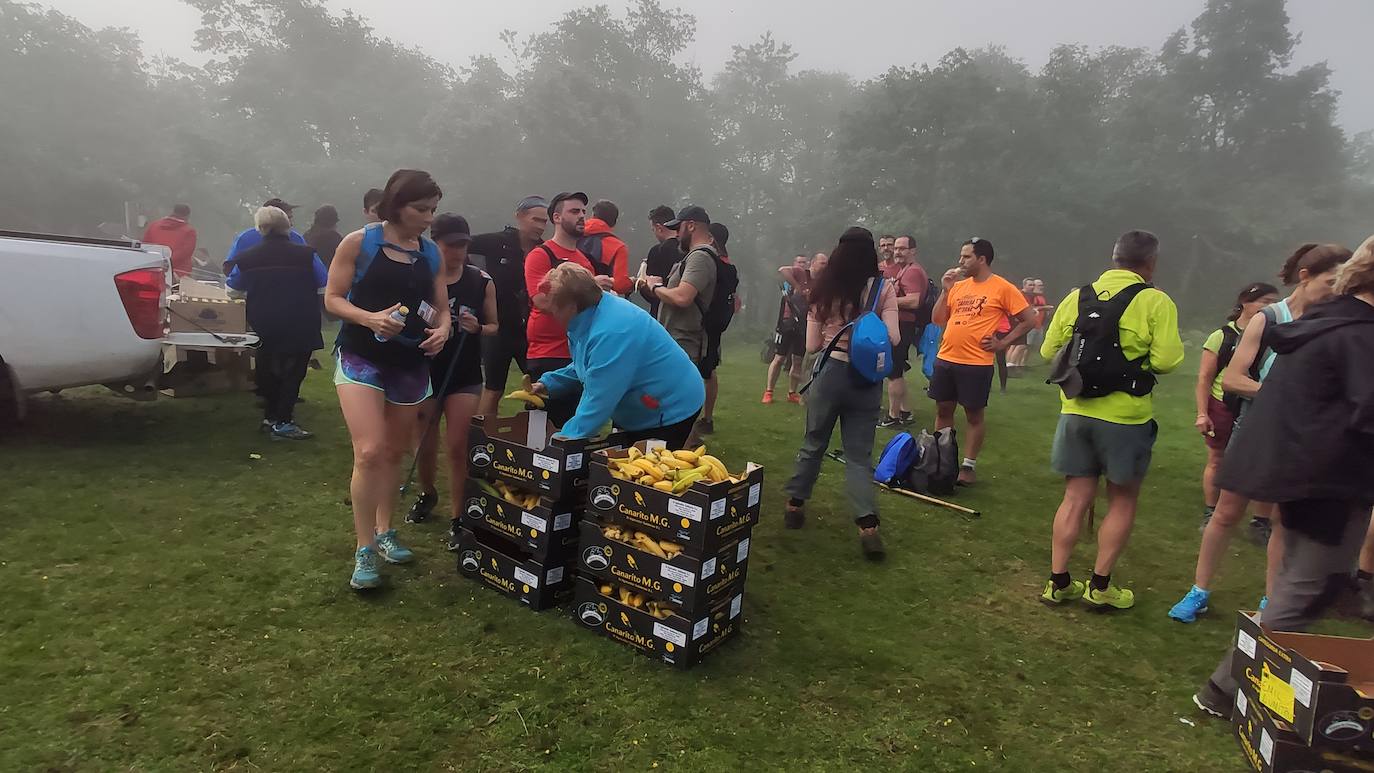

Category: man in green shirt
[1038, 230, 1185, 610]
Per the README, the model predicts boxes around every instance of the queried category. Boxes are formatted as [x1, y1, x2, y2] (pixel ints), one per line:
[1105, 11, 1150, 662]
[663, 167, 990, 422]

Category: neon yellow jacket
[1040, 269, 1185, 425]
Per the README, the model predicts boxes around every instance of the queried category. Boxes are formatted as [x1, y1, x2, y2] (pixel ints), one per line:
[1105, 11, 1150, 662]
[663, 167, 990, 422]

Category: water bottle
[374, 305, 409, 342]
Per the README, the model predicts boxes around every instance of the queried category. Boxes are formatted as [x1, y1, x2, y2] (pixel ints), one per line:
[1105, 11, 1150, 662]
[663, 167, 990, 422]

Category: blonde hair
[537, 263, 603, 312]
[254, 206, 291, 236]
[1335, 234, 1374, 296]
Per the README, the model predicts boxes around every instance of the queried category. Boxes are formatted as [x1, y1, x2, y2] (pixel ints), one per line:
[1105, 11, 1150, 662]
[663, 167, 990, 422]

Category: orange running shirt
[937, 274, 1029, 366]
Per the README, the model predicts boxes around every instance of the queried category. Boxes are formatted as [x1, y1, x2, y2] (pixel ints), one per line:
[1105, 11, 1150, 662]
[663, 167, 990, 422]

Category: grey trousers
[1206, 506, 1372, 696]
[785, 359, 882, 525]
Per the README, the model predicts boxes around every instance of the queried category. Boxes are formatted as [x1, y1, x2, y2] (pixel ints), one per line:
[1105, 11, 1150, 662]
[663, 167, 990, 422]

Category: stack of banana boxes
[572, 440, 763, 668]
[1227, 611, 1373, 772]
[455, 410, 609, 610]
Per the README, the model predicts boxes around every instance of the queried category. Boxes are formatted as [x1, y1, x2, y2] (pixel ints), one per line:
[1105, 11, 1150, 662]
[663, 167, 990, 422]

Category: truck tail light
[114, 268, 165, 339]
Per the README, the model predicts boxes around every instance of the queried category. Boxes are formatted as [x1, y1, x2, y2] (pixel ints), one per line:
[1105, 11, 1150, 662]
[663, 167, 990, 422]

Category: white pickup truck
[0, 229, 257, 427]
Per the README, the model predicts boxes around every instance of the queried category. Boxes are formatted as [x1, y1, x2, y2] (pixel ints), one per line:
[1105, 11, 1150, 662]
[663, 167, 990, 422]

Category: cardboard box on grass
[468, 411, 608, 502]
[570, 576, 742, 669]
[576, 520, 749, 616]
[1231, 683, 1373, 773]
[1229, 611, 1374, 753]
[462, 480, 579, 561]
[454, 528, 573, 611]
[587, 440, 762, 556]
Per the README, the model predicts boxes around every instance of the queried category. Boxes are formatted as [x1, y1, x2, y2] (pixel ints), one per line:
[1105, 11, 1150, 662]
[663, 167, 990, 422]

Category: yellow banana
[634, 533, 669, 559]
[504, 389, 546, 408]
[700, 455, 729, 481]
[629, 459, 663, 481]
[658, 456, 691, 471]
[599, 583, 613, 596]
[672, 471, 704, 493]
[652, 480, 674, 492]
[658, 539, 683, 558]
[626, 447, 643, 462]
[672, 449, 700, 464]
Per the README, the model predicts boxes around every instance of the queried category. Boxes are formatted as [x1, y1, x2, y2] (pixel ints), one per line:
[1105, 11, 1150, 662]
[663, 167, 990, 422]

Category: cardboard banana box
[571, 576, 742, 669]
[454, 528, 574, 611]
[1231, 684, 1374, 773]
[576, 520, 748, 616]
[468, 411, 610, 502]
[463, 478, 579, 561]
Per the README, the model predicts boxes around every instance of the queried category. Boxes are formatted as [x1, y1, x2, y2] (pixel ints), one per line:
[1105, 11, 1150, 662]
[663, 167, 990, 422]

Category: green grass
[2, 343, 1365, 771]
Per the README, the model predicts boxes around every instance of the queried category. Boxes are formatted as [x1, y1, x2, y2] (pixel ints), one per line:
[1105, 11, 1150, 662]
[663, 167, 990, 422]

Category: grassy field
[3, 341, 1367, 772]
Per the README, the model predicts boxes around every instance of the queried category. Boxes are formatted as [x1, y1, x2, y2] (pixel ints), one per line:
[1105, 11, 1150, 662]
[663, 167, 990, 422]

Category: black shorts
[698, 332, 722, 379]
[927, 358, 994, 410]
[773, 325, 806, 358]
[482, 334, 528, 392]
[889, 320, 919, 378]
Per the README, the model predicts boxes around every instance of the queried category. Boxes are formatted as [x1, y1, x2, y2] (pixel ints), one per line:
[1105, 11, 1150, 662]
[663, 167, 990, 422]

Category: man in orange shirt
[581, 199, 633, 295]
[142, 203, 198, 278]
[930, 237, 1038, 485]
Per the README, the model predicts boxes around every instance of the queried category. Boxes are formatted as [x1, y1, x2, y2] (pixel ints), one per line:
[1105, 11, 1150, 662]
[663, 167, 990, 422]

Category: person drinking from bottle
[325, 169, 452, 591]
[404, 214, 498, 552]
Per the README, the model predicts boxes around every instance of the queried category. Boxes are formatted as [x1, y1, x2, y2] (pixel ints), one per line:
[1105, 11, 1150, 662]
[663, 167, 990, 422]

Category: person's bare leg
[703, 373, 718, 421]
[766, 354, 786, 394]
[478, 388, 502, 420]
[1192, 489, 1252, 589]
[886, 376, 908, 420]
[788, 357, 805, 395]
[1093, 479, 1143, 576]
[415, 399, 441, 495]
[373, 401, 421, 536]
[1201, 446, 1223, 509]
[442, 392, 479, 519]
[935, 401, 957, 431]
[1265, 507, 1284, 599]
[964, 407, 987, 459]
[338, 385, 390, 548]
[1051, 476, 1099, 574]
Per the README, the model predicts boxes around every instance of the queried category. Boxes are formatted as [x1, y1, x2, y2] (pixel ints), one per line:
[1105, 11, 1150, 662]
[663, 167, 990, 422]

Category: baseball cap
[547, 191, 588, 219]
[516, 195, 548, 213]
[663, 205, 710, 229]
[430, 213, 472, 244]
[263, 197, 297, 213]
[708, 222, 729, 248]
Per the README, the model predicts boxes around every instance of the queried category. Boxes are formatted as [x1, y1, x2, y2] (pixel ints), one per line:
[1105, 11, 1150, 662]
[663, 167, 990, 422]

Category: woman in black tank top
[323, 169, 452, 592]
[407, 214, 499, 538]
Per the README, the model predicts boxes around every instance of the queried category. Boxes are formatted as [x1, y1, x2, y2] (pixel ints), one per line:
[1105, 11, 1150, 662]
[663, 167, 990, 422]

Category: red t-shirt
[882, 261, 929, 323]
[525, 240, 596, 360]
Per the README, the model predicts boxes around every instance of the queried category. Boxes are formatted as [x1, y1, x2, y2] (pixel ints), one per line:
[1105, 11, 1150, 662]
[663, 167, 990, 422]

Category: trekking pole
[400, 323, 471, 499]
[825, 450, 980, 517]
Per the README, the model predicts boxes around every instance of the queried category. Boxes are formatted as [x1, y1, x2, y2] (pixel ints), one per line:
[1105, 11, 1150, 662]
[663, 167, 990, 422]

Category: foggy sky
[40, 0, 1374, 133]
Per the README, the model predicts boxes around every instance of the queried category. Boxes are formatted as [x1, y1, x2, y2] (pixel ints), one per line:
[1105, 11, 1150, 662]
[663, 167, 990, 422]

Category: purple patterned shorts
[333, 349, 432, 406]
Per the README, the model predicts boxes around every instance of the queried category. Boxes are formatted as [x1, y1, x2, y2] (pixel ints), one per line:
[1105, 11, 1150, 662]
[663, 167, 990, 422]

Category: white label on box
[532, 453, 560, 473]
[1289, 669, 1313, 707]
[546, 566, 564, 585]
[645, 439, 667, 453]
[661, 563, 695, 588]
[1236, 689, 1249, 716]
[566, 452, 584, 471]
[748, 482, 761, 508]
[737, 538, 751, 562]
[1236, 629, 1257, 659]
[710, 498, 726, 521]
[1258, 728, 1273, 764]
[513, 567, 539, 588]
[700, 558, 717, 580]
[692, 617, 709, 641]
[668, 498, 703, 522]
[553, 512, 573, 531]
[730, 594, 743, 618]
[654, 622, 686, 647]
[520, 512, 548, 532]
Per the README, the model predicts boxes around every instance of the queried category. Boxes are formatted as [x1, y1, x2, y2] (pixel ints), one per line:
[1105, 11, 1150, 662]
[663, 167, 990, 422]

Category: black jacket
[1218, 294, 1374, 511]
[469, 227, 533, 343]
[232, 234, 324, 354]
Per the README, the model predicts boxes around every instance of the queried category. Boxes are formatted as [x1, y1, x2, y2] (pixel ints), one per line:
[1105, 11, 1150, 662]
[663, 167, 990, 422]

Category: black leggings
[258, 351, 310, 424]
[613, 412, 701, 452]
[527, 357, 581, 429]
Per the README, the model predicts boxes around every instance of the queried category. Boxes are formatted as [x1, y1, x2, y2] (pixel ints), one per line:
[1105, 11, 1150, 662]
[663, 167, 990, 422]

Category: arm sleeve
[556, 336, 635, 439]
[224, 231, 249, 267]
[1040, 291, 1076, 360]
[225, 264, 244, 291]
[290, 230, 307, 246]
[1147, 293, 1186, 374]
[1003, 281, 1030, 316]
[539, 360, 582, 397]
[1202, 329, 1224, 354]
[611, 242, 633, 295]
[313, 255, 328, 288]
[524, 247, 544, 300]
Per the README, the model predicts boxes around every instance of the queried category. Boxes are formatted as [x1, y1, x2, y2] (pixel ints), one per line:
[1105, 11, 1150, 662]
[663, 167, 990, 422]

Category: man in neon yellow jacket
[1037, 230, 1185, 611]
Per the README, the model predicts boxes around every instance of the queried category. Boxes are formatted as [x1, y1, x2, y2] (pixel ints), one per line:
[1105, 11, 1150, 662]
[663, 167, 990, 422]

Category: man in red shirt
[142, 204, 198, 279]
[524, 191, 611, 427]
[879, 235, 930, 427]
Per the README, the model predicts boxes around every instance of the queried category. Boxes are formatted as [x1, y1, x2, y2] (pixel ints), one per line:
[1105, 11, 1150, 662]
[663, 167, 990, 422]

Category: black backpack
[1215, 324, 1245, 417]
[692, 245, 739, 337]
[1047, 283, 1156, 399]
[914, 275, 939, 327]
[541, 242, 611, 278]
[904, 427, 960, 496]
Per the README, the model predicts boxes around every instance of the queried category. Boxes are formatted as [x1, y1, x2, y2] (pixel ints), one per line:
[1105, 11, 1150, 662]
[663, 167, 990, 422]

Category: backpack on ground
[903, 427, 959, 496]
[874, 432, 921, 487]
[801, 277, 893, 392]
[692, 245, 739, 337]
[1046, 283, 1156, 399]
[542, 242, 611, 278]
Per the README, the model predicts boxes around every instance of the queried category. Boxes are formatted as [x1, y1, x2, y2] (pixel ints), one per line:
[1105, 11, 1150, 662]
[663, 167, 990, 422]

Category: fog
[5, 0, 1372, 327]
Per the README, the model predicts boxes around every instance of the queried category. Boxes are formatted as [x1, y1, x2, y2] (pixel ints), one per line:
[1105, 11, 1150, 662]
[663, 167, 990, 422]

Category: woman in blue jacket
[527, 263, 704, 448]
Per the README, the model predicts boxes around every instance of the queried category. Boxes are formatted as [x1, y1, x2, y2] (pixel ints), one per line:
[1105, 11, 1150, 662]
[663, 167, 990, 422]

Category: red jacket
[142, 216, 198, 277]
[582, 218, 633, 295]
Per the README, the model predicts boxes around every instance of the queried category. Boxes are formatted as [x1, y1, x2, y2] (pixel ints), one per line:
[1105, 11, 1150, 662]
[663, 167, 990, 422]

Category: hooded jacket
[1217, 294, 1374, 518]
[142, 216, 198, 278]
[582, 218, 632, 295]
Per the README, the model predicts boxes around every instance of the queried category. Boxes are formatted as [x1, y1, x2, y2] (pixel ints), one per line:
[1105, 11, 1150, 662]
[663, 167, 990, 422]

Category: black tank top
[339, 243, 436, 367]
[430, 265, 489, 387]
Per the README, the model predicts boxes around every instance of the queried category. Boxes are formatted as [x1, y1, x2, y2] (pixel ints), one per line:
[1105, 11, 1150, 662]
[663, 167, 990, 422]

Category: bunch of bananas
[597, 582, 675, 620]
[476, 478, 541, 510]
[606, 445, 738, 493]
[601, 525, 683, 559]
[503, 374, 546, 408]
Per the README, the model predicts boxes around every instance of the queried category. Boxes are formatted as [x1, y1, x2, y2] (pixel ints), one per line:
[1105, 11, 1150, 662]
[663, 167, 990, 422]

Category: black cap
[547, 191, 588, 219]
[263, 197, 297, 213]
[430, 213, 472, 244]
[663, 205, 709, 229]
[708, 222, 729, 249]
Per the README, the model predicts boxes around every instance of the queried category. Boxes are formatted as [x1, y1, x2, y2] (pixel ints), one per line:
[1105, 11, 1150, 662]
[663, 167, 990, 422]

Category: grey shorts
[1051, 414, 1158, 485]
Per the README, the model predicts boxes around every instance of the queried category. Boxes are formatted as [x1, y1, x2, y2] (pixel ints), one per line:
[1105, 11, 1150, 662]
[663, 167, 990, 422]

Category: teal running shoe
[374, 529, 414, 564]
[1168, 585, 1211, 623]
[350, 546, 381, 590]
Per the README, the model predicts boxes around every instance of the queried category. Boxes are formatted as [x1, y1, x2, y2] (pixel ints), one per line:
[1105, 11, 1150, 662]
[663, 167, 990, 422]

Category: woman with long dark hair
[783, 227, 899, 559]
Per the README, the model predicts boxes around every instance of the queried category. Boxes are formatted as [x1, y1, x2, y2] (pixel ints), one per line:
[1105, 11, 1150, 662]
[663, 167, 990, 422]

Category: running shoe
[350, 546, 381, 590]
[447, 520, 463, 552]
[1039, 578, 1085, 605]
[1247, 517, 1272, 547]
[899, 411, 914, 426]
[1083, 582, 1135, 610]
[957, 464, 977, 486]
[784, 503, 805, 530]
[374, 529, 414, 564]
[761, 390, 774, 405]
[260, 418, 273, 432]
[1192, 681, 1231, 719]
[1168, 585, 1210, 623]
[859, 528, 885, 560]
[406, 489, 437, 524]
[270, 422, 312, 440]
[878, 416, 901, 428]
[786, 392, 801, 404]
